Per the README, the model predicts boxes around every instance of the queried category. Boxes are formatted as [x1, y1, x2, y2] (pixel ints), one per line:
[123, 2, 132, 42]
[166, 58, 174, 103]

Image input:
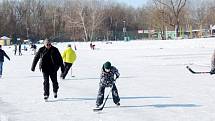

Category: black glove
[210, 69, 215, 75]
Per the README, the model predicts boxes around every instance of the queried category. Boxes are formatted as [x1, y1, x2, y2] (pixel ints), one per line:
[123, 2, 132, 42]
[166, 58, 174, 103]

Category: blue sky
[115, 0, 147, 8]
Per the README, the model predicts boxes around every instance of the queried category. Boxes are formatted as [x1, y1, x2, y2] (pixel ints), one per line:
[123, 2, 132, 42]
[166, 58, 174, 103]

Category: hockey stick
[93, 86, 113, 112]
[186, 66, 210, 74]
[93, 81, 116, 112]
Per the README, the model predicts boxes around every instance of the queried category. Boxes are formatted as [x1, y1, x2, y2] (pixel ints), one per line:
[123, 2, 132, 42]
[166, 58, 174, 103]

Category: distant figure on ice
[95, 61, 120, 108]
[18, 43, 22, 55]
[60, 44, 77, 79]
[74, 44, 77, 50]
[31, 39, 64, 101]
[14, 44, 17, 55]
[31, 44, 37, 55]
[90, 42, 95, 50]
[0, 45, 10, 78]
[24, 45, 27, 51]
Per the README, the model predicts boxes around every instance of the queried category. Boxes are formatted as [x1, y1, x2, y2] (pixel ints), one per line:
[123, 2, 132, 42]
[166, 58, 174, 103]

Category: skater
[18, 43, 22, 55]
[24, 45, 27, 51]
[31, 44, 37, 55]
[60, 44, 76, 79]
[90, 42, 95, 50]
[0, 45, 10, 78]
[31, 39, 64, 101]
[96, 61, 120, 108]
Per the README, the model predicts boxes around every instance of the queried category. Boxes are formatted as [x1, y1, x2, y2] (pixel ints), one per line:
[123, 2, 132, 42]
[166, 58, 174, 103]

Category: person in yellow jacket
[60, 44, 77, 79]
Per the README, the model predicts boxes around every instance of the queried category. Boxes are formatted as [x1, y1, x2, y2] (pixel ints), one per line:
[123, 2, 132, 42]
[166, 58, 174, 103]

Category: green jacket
[62, 47, 76, 63]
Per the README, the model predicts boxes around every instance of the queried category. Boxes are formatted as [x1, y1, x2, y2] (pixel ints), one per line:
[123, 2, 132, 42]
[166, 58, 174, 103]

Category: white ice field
[1, 38, 215, 121]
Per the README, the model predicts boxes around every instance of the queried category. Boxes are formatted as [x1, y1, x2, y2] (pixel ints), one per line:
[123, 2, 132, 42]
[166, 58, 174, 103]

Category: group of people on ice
[4, 38, 215, 108]
[30, 39, 120, 108]
[31, 39, 77, 100]
[3, 38, 215, 109]
[0, 38, 120, 108]
[14, 43, 37, 56]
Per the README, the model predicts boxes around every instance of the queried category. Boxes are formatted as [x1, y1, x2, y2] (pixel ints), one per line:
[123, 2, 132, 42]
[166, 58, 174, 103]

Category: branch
[177, 0, 187, 14]
[153, 0, 172, 11]
[170, 0, 177, 18]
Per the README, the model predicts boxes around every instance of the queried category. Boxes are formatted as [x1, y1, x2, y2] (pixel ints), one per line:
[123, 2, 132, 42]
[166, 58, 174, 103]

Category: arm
[113, 67, 120, 79]
[72, 50, 77, 62]
[56, 49, 65, 72]
[31, 48, 41, 71]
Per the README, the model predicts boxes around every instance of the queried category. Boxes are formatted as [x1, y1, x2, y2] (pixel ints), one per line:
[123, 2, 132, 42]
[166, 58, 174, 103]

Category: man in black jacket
[31, 39, 64, 101]
[0, 45, 10, 78]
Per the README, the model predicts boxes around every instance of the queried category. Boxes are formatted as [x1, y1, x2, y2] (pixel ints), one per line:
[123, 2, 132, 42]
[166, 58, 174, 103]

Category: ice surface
[0, 38, 215, 121]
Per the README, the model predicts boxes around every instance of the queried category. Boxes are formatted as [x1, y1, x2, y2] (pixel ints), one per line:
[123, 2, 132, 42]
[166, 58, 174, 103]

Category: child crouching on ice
[96, 61, 120, 108]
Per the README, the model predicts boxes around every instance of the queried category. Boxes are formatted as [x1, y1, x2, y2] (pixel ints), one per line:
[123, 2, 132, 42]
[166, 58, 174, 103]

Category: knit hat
[103, 61, 111, 69]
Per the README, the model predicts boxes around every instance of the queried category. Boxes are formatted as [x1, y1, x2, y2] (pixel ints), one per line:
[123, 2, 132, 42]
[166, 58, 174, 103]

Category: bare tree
[153, 0, 187, 37]
[0, 0, 17, 36]
[64, 0, 106, 42]
[204, 1, 215, 31]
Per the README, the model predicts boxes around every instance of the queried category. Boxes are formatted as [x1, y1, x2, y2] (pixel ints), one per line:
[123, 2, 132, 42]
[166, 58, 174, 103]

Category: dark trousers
[61, 62, 73, 79]
[14, 49, 17, 55]
[19, 51, 22, 55]
[42, 71, 59, 96]
[96, 84, 120, 106]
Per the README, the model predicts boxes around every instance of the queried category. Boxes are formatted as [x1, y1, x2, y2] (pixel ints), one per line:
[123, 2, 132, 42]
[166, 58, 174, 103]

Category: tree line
[0, 0, 214, 42]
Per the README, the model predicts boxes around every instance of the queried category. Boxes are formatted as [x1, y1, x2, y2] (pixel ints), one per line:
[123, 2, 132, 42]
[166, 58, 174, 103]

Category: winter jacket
[100, 66, 120, 87]
[62, 47, 76, 64]
[0, 49, 10, 62]
[31, 46, 64, 73]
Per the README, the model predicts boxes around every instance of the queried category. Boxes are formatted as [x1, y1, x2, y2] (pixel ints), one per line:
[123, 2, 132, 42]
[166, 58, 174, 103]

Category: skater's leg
[112, 84, 120, 104]
[0, 62, 3, 77]
[50, 72, 59, 94]
[42, 72, 50, 97]
[96, 85, 105, 106]
[61, 63, 72, 79]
